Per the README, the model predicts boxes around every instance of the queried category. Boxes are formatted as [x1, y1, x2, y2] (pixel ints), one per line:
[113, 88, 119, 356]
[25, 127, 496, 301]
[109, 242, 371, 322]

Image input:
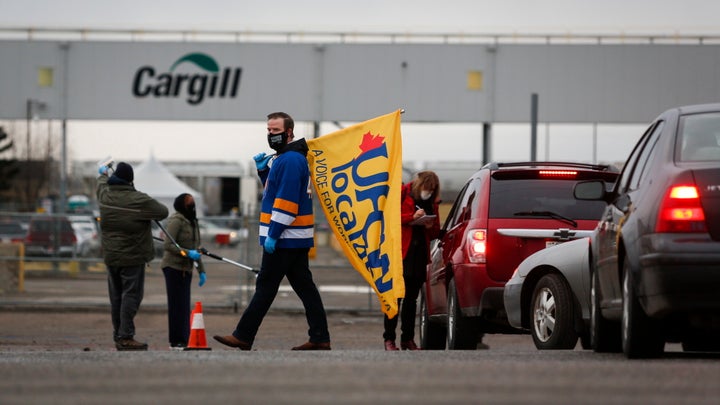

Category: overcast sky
[2, 0, 719, 166]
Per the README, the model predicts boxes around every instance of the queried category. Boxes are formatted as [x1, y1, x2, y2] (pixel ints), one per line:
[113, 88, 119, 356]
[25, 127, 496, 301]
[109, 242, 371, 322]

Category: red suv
[24, 215, 77, 257]
[420, 162, 619, 349]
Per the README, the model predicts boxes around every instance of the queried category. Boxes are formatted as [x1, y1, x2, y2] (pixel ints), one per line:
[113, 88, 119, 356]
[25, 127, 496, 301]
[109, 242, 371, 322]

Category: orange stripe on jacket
[273, 198, 298, 214]
[260, 212, 313, 226]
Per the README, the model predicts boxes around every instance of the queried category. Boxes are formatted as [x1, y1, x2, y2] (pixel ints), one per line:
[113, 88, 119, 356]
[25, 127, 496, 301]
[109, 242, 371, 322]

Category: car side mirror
[574, 180, 606, 200]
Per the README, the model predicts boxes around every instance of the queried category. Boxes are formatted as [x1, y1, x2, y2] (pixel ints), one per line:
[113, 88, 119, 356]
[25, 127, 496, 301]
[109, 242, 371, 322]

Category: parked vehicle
[421, 161, 619, 350]
[24, 215, 77, 257]
[0, 220, 26, 243]
[504, 237, 593, 350]
[576, 103, 720, 358]
[198, 220, 246, 246]
[69, 215, 101, 257]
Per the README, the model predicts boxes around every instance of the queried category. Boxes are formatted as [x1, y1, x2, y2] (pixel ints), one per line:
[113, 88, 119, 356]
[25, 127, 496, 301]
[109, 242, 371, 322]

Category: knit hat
[114, 162, 134, 183]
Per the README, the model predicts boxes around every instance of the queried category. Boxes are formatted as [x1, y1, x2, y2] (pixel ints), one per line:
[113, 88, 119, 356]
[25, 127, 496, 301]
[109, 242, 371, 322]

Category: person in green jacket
[160, 193, 206, 350]
[97, 161, 168, 351]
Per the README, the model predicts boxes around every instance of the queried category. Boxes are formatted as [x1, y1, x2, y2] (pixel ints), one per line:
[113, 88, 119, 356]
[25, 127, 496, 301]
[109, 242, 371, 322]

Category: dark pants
[162, 267, 192, 346]
[383, 276, 423, 343]
[384, 242, 426, 343]
[107, 264, 145, 340]
[233, 247, 330, 345]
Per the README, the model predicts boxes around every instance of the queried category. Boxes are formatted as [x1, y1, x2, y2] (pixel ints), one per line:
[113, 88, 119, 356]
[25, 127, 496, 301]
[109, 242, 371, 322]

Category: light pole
[25, 98, 46, 211]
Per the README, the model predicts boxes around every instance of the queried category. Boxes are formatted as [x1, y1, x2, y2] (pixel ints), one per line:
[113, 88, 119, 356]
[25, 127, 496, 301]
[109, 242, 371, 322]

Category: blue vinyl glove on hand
[98, 165, 109, 175]
[186, 249, 201, 261]
[198, 272, 207, 287]
[253, 152, 272, 170]
[263, 236, 277, 254]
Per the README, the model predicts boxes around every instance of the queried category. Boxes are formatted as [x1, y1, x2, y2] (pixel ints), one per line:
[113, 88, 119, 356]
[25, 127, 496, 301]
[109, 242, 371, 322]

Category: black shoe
[116, 338, 148, 351]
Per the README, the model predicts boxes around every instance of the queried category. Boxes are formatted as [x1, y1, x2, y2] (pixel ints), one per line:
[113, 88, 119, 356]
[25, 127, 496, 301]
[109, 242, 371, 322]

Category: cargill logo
[132, 53, 242, 105]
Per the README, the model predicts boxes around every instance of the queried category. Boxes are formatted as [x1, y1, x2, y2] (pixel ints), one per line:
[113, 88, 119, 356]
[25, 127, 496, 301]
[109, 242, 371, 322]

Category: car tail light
[656, 184, 707, 233]
[538, 170, 577, 178]
[466, 228, 487, 263]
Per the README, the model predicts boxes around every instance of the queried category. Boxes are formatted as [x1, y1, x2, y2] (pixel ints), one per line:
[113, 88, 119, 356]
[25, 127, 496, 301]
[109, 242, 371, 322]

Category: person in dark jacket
[97, 161, 168, 351]
[214, 111, 331, 351]
[384, 171, 441, 351]
[160, 193, 206, 350]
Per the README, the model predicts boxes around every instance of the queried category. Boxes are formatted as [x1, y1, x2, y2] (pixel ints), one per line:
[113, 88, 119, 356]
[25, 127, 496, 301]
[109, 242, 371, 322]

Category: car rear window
[678, 112, 720, 162]
[489, 178, 608, 220]
[31, 219, 74, 233]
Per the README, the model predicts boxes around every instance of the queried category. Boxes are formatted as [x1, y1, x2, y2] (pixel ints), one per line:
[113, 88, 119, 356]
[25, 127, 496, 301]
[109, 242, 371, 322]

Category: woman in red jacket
[384, 171, 441, 350]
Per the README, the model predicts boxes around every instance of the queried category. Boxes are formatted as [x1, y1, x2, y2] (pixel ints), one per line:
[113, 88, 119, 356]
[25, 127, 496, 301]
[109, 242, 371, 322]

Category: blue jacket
[258, 138, 314, 249]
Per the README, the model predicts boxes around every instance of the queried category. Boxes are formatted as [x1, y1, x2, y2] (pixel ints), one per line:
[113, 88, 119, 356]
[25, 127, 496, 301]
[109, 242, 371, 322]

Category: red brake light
[656, 185, 707, 233]
[466, 229, 487, 263]
[538, 170, 577, 178]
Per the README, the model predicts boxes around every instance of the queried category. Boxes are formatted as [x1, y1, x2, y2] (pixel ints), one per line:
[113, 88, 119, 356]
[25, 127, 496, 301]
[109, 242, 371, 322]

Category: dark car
[24, 215, 77, 257]
[0, 220, 27, 244]
[421, 161, 619, 350]
[575, 104, 720, 358]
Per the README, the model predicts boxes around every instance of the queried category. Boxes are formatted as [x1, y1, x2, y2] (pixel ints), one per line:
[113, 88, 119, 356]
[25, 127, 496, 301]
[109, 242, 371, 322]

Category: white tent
[132, 154, 204, 215]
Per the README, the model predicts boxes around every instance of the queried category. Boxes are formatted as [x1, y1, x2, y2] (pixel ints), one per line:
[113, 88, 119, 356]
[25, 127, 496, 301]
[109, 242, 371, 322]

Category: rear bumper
[25, 245, 76, 257]
[638, 234, 720, 317]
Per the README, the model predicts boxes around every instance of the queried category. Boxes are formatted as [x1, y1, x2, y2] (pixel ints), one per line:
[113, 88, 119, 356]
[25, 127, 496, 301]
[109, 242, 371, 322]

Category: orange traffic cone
[184, 301, 212, 351]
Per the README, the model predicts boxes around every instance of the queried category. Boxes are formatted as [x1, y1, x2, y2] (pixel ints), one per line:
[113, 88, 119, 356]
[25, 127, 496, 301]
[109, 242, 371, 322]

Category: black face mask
[185, 204, 197, 221]
[267, 131, 288, 151]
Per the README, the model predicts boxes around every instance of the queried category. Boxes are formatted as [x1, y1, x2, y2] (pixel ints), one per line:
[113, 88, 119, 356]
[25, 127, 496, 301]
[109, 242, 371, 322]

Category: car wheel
[530, 274, 578, 350]
[447, 279, 478, 350]
[590, 268, 621, 353]
[419, 287, 446, 350]
[621, 262, 664, 358]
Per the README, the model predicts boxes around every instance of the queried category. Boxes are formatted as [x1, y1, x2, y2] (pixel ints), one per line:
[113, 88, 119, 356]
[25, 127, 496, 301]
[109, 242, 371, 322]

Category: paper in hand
[409, 215, 437, 226]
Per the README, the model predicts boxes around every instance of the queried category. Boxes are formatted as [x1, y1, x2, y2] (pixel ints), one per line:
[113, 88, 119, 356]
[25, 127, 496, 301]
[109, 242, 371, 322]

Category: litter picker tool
[154, 219, 191, 258]
[155, 220, 257, 274]
[199, 247, 259, 275]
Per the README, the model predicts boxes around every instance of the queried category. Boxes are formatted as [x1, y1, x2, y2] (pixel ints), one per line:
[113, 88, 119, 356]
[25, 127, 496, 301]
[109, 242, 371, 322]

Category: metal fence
[0, 211, 381, 313]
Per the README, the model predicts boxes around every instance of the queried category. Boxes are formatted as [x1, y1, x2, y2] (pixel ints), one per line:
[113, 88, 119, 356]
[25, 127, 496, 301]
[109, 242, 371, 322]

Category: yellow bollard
[68, 260, 79, 276]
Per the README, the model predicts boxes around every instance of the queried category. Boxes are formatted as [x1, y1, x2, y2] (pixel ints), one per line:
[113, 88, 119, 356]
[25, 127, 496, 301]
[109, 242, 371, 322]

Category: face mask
[267, 131, 288, 151]
[420, 190, 432, 201]
[183, 203, 197, 221]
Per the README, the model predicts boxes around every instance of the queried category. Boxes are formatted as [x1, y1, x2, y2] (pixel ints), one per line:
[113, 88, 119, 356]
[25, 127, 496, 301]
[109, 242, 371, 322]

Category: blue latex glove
[98, 165, 109, 175]
[198, 272, 207, 287]
[263, 236, 277, 254]
[186, 249, 201, 261]
[253, 152, 272, 170]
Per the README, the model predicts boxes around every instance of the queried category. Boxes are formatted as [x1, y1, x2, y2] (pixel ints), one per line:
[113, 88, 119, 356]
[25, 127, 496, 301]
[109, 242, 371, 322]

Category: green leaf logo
[169, 53, 220, 73]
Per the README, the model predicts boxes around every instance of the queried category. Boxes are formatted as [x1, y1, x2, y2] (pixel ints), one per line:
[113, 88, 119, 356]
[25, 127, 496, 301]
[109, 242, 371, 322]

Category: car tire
[621, 262, 664, 358]
[419, 287, 446, 350]
[447, 279, 478, 350]
[530, 274, 578, 350]
[590, 268, 621, 353]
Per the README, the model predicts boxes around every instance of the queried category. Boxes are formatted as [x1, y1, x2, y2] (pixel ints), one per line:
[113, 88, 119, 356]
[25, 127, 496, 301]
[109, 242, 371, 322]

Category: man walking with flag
[214, 112, 331, 350]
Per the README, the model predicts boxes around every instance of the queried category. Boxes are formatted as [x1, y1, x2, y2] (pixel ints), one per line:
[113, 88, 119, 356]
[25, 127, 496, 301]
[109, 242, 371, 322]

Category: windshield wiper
[512, 211, 578, 228]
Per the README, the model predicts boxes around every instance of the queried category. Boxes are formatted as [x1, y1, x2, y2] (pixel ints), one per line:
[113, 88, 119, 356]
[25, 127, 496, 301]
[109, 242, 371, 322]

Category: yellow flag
[306, 110, 404, 318]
